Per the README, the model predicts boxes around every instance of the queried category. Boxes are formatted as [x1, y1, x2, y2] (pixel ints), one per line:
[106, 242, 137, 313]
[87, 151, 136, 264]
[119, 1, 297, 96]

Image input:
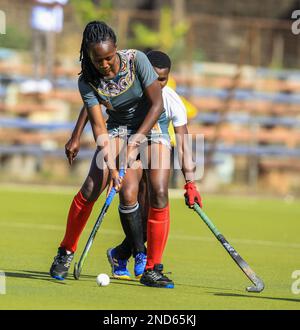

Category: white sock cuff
[119, 202, 139, 214]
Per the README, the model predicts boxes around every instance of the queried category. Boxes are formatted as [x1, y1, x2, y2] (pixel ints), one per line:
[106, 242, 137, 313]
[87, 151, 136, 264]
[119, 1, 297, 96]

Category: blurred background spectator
[31, 0, 68, 82]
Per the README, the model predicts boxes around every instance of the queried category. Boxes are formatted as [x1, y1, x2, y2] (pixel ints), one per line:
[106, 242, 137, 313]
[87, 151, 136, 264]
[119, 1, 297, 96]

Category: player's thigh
[80, 149, 110, 202]
[146, 143, 171, 208]
[138, 171, 149, 236]
[138, 170, 148, 210]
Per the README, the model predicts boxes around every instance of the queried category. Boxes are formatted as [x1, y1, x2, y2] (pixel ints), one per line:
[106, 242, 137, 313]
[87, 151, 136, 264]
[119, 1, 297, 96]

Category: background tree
[70, 0, 113, 25]
[129, 6, 190, 64]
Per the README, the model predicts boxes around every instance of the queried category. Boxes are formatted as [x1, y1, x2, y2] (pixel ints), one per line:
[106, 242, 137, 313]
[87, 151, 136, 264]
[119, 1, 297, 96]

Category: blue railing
[177, 86, 300, 104]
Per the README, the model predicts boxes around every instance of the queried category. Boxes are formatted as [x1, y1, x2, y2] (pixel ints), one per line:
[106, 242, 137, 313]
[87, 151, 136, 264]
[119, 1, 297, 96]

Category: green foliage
[130, 24, 158, 49]
[70, 0, 113, 25]
[193, 48, 206, 62]
[0, 25, 30, 50]
[129, 7, 190, 61]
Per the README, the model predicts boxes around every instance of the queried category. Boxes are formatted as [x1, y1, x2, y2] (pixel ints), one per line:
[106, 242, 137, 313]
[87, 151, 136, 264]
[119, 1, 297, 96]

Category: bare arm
[71, 105, 89, 139]
[65, 106, 88, 165]
[86, 103, 111, 155]
[174, 124, 196, 182]
[129, 80, 163, 145]
[175, 124, 202, 207]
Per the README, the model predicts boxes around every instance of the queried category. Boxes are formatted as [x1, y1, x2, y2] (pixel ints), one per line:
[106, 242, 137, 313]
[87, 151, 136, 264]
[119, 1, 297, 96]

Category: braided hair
[146, 50, 171, 70]
[79, 21, 117, 84]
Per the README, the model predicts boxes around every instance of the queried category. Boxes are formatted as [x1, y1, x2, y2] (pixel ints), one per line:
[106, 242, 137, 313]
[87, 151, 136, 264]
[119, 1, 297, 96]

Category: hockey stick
[73, 169, 125, 280]
[193, 203, 264, 293]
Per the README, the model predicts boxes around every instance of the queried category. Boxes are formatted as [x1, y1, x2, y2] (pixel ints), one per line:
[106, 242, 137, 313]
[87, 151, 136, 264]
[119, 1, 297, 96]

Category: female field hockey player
[50, 21, 174, 288]
[64, 49, 202, 283]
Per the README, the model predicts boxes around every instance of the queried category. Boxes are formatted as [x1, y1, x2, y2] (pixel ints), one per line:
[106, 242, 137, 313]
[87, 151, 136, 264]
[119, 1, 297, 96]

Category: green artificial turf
[0, 186, 300, 310]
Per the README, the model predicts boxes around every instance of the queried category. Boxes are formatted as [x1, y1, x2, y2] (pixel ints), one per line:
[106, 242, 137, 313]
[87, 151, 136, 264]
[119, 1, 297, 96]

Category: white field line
[2, 184, 299, 202]
[0, 184, 76, 195]
[0, 184, 184, 198]
[1, 221, 300, 250]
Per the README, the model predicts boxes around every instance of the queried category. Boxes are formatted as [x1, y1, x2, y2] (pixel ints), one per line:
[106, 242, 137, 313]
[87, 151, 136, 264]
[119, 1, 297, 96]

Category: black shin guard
[118, 203, 146, 257]
[114, 238, 132, 260]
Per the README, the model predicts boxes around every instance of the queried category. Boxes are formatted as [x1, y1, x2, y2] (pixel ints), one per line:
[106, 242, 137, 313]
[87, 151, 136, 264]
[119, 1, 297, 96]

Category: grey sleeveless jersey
[78, 49, 158, 131]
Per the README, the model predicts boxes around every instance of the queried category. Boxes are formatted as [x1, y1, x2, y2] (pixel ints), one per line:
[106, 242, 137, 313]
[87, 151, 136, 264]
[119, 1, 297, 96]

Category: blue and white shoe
[134, 252, 147, 279]
[107, 248, 131, 280]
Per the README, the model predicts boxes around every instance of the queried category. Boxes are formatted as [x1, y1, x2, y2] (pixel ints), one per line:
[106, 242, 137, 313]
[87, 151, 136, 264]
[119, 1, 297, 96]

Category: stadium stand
[1, 61, 300, 192]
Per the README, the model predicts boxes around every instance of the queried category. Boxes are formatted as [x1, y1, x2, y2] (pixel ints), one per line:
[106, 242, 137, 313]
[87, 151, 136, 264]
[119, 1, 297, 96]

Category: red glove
[184, 181, 202, 208]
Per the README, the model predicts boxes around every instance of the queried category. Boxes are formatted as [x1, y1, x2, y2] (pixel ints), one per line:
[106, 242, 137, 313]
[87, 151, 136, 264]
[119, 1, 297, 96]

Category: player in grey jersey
[50, 21, 175, 288]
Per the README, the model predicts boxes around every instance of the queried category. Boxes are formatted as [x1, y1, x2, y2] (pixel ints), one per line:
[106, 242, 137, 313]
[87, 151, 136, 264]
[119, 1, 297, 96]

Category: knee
[151, 186, 168, 208]
[120, 186, 138, 206]
[81, 176, 100, 202]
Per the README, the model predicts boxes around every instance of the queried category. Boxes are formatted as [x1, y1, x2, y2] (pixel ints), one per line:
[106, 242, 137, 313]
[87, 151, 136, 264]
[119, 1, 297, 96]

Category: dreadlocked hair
[79, 21, 117, 84]
[146, 50, 171, 70]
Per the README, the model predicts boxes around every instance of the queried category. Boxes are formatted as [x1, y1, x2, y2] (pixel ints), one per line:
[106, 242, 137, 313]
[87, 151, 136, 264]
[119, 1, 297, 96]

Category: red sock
[60, 191, 95, 253]
[162, 206, 170, 252]
[146, 204, 170, 270]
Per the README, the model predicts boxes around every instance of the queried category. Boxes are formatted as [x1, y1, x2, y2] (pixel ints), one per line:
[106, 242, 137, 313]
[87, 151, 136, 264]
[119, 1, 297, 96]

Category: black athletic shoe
[140, 264, 174, 289]
[50, 247, 74, 280]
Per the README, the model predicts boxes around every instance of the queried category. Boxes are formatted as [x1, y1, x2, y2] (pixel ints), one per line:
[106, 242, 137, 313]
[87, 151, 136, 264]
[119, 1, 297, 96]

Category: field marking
[1, 221, 300, 250]
[2, 184, 297, 202]
[0, 184, 76, 195]
[0, 184, 184, 198]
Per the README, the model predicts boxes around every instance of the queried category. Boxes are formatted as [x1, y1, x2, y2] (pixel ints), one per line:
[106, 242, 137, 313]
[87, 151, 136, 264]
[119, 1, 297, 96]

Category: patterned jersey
[78, 49, 158, 131]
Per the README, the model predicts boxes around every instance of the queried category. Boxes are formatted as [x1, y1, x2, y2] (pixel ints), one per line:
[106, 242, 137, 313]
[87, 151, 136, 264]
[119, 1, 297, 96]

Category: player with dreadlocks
[63, 48, 203, 284]
[50, 21, 176, 288]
